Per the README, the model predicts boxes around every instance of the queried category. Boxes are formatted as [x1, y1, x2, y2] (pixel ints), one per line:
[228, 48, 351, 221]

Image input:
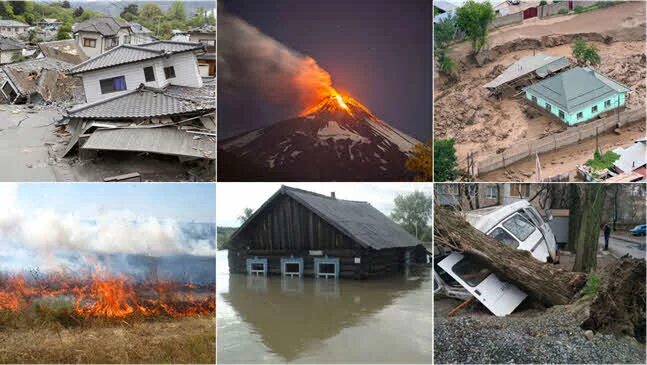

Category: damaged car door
[438, 252, 527, 316]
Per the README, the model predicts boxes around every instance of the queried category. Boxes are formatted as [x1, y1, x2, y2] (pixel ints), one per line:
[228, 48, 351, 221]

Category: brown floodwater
[216, 250, 432, 364]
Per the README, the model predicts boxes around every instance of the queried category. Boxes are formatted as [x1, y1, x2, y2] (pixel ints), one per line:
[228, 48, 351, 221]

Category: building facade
[0, 20, 29, 37]
[73, 17, 132, 58]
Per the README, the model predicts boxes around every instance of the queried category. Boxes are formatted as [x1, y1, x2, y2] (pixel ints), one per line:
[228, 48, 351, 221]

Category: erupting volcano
[219, 89, 421, 181]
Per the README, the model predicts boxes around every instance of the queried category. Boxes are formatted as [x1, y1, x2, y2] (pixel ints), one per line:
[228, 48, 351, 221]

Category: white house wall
[76, 32, 104, 58]
[80, 52, 202, 103]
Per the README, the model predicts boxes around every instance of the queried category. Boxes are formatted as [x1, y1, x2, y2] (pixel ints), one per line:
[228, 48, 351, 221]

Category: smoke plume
[218, 14, 335, 116]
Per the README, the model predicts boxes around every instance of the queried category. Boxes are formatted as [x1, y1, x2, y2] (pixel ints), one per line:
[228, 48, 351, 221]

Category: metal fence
[475, 108, 646, 175]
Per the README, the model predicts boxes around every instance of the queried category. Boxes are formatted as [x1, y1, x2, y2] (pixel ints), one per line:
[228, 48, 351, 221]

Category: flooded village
[216, 183, 433, 363]
[0, 2, 215, 181]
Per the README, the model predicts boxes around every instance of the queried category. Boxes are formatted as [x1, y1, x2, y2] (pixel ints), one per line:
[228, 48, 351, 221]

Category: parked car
[630, 224, 646, 236]
[434, 200, 559, 316]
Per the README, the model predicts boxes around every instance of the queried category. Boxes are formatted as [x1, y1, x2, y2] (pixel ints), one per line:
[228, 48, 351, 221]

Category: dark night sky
[219, 0, 432, 141]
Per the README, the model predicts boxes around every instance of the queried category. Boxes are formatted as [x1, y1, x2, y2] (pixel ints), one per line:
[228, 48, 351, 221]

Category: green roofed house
[523, 67, 631, 126]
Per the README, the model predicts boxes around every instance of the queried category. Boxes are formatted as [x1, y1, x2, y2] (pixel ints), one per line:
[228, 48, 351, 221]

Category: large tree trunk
[566, 184, 581, 253]
[434, 207, 587, 306]
[573, 184, 606, 272]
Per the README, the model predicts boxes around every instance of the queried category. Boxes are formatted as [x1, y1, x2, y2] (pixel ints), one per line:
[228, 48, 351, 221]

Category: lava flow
[0, 271, 215, 319]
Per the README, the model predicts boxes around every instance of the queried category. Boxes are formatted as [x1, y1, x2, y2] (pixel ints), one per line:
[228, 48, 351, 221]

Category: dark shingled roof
[68, 41, 204, 74]
[523, 67, 631, 113]
[67, 85, 214, 119]
[73, 17, 130, 36]
[231, 186, 422, 250]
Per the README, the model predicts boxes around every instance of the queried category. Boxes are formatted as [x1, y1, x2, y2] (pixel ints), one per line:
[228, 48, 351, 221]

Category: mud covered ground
[0, 316, 215, 363]
[434, 255, 646, 364]
[434, 2, 646, 174]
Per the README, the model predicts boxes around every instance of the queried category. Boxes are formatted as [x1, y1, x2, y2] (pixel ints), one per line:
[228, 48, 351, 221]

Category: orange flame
[0, 271, 215, 319]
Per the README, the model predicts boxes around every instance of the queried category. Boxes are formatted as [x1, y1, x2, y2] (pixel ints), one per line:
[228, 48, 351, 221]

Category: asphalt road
[599, 232, 646, 260]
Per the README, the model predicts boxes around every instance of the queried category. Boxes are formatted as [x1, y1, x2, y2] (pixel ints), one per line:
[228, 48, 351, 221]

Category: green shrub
[558, 8, 568, 15]
[585, 149, 620, 172]
[574, 5, 585, 13]
[582, 273, 600, 296]
[539, 0, 547, 6]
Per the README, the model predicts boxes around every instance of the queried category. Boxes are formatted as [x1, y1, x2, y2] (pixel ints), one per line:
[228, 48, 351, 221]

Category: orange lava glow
[0, 271, 215, 319]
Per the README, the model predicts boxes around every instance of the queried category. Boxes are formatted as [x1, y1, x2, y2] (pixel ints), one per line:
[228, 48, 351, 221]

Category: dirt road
[448, 1, 646, 62]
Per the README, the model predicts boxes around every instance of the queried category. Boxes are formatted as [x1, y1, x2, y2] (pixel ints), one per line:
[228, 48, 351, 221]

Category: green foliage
[73, 6, 83, 18]
[437, 51, 458, 80]
[434, 18, 457, 50]
[572, 39, 601, 66]
[581, 273, 600, 296]
[56, 23, 72, 40]
[434, 139, 460, 182]
[391, 191, 433, 240]
[539, 0, 547, 6]
[238, 208, 253, 224]
[574, 5, 585, 13]
[454, 0, 495, 53]
[585, 149, 620, 171]
[558, 8, 569, 15]
[166, 1, 186, 22]
[217, 227, 236, 250]
[120, 4, 139, 22]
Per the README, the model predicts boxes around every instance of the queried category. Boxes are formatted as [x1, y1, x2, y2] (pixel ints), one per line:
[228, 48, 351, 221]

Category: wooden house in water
[227, 186, 427, 279]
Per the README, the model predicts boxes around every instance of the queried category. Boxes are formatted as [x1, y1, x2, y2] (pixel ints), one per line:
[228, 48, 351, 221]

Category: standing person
[603, 223, 611, 251]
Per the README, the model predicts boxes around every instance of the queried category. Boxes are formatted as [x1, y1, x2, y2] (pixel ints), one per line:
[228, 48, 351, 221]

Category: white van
[434, 200, 558, 316]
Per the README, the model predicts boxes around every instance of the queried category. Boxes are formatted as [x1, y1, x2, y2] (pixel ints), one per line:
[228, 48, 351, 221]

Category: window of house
[105, 37, 118, 50]
[199, 39, 215, 47]
[99, 76, 127, 94]
[509, 183, 530, 198]
[577, 112, 583, 119]
[83, 38, 96, 48]
[604, 99, 611, 107]
[545, 103, 551, 112]
[164, 66, 176, 79]
[592, 105, 598, 113]
[558, 110, 565, 119]
[531, 95, 537, 103]
[486, 185, 498, 199]
[143, 66, 155, 82]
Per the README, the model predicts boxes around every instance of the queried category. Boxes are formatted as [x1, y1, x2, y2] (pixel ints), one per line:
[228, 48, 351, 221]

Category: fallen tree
[434, 206, 587, 306]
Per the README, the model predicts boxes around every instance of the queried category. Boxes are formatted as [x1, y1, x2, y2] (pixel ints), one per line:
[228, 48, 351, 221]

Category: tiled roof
[73, 17, 130, 36]
[0, 36, 24, 51]
[523, 67, 631, 113]
[67, 86, 214, 119]
[0, 19, 29, 27]
[68, 41, 204, 74]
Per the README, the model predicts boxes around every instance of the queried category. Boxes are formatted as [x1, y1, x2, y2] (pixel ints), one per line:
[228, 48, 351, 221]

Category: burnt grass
[0, 305, 215, 363]
[435, 258, 646, 364]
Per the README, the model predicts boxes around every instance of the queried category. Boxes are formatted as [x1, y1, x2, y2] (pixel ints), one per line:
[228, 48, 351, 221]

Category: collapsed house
[523, 67, 631, 125]
[228, 186, 427, 279]
[37, 39, 89, 65]
[0, 57, 84, 104]
[0, 36, 26, 64]
[57, 40, 215, 166]
[171, 25, 216, 77]
[483, 53, 571, 97]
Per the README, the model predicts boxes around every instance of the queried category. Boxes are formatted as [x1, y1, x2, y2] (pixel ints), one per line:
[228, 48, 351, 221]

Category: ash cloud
[218, 14, 334, 137]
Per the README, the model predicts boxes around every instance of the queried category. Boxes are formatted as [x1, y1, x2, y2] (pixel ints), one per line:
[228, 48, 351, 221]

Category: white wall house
[0, 37, 25, 64]
[0, 20, 29, 37]
[73, 17, 132, 58]
[69, 41, 205, 103]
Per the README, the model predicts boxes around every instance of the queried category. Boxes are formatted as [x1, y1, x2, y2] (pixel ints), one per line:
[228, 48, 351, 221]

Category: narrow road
[599, 232, 646, 260]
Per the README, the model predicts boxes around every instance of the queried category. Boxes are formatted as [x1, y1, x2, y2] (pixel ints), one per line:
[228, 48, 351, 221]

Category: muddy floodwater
[216, 250, 432, 364]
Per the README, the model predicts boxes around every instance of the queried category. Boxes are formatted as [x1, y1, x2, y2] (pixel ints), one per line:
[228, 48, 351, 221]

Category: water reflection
[217, 250, 433, 364]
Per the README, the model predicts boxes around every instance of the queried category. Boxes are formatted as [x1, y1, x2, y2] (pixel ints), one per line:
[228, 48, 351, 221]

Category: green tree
[572, 39, 601, 66]
[0, 2, 14, 19]
[8, 1, 25, 15]
[56, 23, 72, 40]
[434, 18, 457, 50]
[62, 1, 71, 9]
[572, 184, 607, 272]
[238, 208, 253, 224]
[539, 0, 548, 6]
[434, 139, 460, 182]
[391, 191, 433, 240]
[437, 51, 458, 80]
[120, 3, 139, 22]
[166, 1, 186, 22]
[454, 0, 495, 53]
[73, 6, 83, 18]
[405, 139, 433, 181]
[139, 3, 165, 34]
[78, 8, 101, 22]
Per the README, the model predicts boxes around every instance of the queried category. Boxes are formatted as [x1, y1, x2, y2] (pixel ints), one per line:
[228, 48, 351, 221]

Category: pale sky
[216, 182, 433, 227]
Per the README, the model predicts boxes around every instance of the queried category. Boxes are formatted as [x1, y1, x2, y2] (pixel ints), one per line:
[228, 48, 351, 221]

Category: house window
[545, 103, 551, 112]
[531, 95, 537, 103]
[143, 66, 155, 82]
[604, 99, 611, 108]
[246, 257, 268, 276]
[577, 112, 583, 119]
[314, 257, 339, 279]
[199, 39, 215, 47]
[99, 76, 127, 94]
[486, 185, 498, 199]
[509, 183, 530, 198]
[164, 66, 176, 79]
[105, 37, 118, 50]
[83, 38, 96, 48]
[592, 105, 598, 113]
[558, 110, 565, 119]
[280, 257, 303, 278]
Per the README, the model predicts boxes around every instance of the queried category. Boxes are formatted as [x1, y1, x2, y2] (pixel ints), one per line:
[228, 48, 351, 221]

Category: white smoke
[0, 184, 215, 258]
